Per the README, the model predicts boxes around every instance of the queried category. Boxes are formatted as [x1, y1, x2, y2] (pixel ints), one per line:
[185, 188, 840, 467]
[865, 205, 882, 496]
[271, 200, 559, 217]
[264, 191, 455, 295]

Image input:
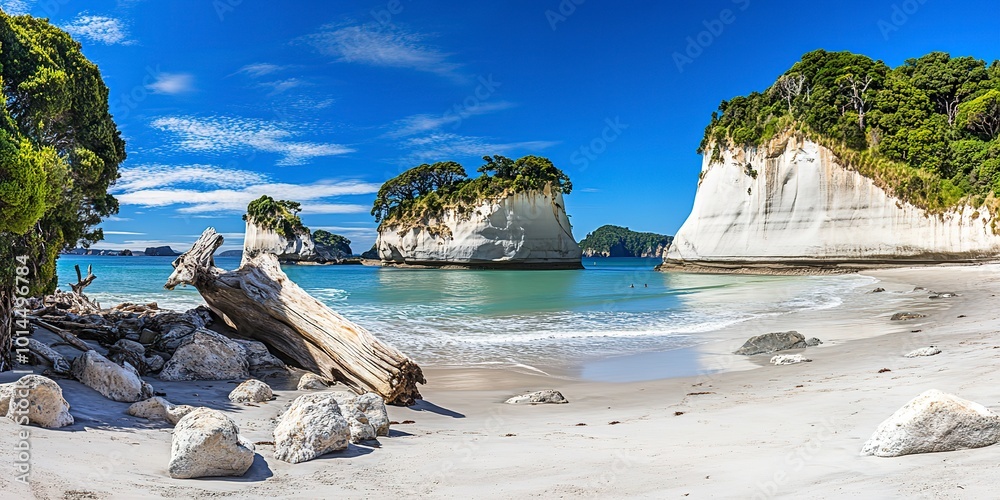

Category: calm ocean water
[56, 255, 876, 370]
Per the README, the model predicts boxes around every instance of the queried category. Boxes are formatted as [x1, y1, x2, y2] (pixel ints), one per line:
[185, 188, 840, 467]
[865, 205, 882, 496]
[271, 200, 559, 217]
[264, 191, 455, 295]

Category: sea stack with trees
[578, 225, 673, 258]
[371, 155, 583, 269]
[662, 50, 1000, 273]
[242, 195, 353, 264]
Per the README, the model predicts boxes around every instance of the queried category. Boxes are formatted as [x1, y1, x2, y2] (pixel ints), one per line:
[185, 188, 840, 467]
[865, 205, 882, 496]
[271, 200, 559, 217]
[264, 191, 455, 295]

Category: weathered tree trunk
[0, 288, 12, 372]
[69, 264, 96, 295]
[165, 228, 425, 405]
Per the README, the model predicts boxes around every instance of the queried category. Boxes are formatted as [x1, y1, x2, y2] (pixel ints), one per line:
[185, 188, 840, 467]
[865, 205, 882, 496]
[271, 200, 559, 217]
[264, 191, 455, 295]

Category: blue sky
[4, 0, 997, 253]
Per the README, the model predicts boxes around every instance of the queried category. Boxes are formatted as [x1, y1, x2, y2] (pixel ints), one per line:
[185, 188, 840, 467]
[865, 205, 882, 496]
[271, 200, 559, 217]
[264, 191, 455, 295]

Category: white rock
[376, 186, 582, 268]
[228, 379, 274, 403]
[3, 375, 73, 428]
[233, 339, 286, 372]
[273, 393, 350, 463]
[159, 328, 249, 381]
[127, 397, 196, 425]
[861, 389, 1000, 457]
[297, 372, 331, 390]
[329, 392, 390, 442]
[505, 390, 568, 405]
[905, 347, 942, 358]
[243, 221, 336, 263]
[71, 350, 154, 402]
[168, 408, 255, 478]
[354, 392, 391, 437]
[665, 134, 1000, 266]
[770, 354, 811, 365]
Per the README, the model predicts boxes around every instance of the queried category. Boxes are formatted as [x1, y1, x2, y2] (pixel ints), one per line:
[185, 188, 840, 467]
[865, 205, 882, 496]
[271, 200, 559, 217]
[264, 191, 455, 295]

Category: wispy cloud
[113, 164, 378, 215]
[261, 78, 305, 96]
[102, 231, 146, 235]
[236, 63, 287, 77]
[151, 115, 354, 166]
[146, 73, 194, 94]
[0, 0, 34, 15]
[61, 14, 133, 45]
[387, 101, 515, 138]
[402, 133, 558, 163]
[306, 23, 461, 79]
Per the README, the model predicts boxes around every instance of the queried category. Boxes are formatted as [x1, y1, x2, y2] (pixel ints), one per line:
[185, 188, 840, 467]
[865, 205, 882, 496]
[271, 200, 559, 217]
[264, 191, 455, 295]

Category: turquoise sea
[55, 255, 875, 372]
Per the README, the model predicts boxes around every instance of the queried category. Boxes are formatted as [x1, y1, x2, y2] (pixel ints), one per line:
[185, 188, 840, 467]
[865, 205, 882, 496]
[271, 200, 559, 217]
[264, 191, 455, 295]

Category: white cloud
[402, 133, 558, 163]
[261, 78, 304, 96]
[306, 24, 461, 79]
[0, 0, 34, 15]
[103, 215, 132, 222]
[146, 73, 194, 94]
[114, 164, 379, 215]
[388, 101, 515, 138]
[115, 164, 268, 192]
[151, 115, 354, 166]
[102, 231, 145, 235]
[236, 63, 286, 77]
[61, 14, 133, 45]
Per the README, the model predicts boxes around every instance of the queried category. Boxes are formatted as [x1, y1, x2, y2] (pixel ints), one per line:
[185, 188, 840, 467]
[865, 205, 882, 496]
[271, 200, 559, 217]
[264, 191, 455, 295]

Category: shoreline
[4, 264, 998, 497]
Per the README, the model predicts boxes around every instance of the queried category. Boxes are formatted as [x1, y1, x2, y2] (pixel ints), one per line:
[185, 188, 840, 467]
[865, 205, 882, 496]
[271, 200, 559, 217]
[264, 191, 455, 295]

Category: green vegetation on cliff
[700, 50, 1000, 214]
[312, 230, 352, 256]
[243, 195, 307, 239]
[578, 225, 673, 257]
[371, 155, 573, 226]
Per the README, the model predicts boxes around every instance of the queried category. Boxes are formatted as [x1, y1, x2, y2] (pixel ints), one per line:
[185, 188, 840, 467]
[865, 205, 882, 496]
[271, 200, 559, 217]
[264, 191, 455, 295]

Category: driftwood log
[69, 264, 96, 295]
[164, 228, 425, 405]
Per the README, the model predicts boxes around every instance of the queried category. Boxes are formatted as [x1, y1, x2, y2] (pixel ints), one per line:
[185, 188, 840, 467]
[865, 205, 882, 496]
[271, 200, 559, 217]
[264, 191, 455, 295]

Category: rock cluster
[734, 331, 808, 355]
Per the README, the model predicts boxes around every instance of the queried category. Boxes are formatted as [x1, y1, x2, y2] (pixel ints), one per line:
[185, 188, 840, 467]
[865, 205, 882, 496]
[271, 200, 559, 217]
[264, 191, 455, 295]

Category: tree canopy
[372, 155, 572, 225]
[243, 195, 308, 239]
[1, 11, 126, 369]
[578, 225, 673, 257]
[699, 50, 1000, 214]
[312, 230, 352, 255]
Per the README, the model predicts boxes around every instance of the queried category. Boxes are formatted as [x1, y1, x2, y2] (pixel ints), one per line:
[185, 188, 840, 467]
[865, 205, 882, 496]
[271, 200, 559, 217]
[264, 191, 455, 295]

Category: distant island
[242, 195, 354, 264]
[663, 50, 1000, 273]
[578, 225, 673, 258]
[144, 246, 181, 256]
[62, 248, 133, 256]
[371, 155, 582, 269]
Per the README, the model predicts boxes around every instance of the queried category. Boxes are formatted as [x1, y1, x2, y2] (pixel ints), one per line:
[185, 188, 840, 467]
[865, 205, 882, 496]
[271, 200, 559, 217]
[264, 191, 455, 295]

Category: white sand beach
[2, 264, 999, 499]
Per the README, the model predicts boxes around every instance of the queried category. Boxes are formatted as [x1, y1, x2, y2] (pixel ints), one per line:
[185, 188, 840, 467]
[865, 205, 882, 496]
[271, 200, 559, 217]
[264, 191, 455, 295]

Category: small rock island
[242, 195, 353, 264]
[371, 155, 583, 269]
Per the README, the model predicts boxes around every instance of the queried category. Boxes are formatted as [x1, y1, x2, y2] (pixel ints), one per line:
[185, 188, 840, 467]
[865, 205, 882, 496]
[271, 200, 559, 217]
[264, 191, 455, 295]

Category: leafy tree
[312, 230, 353, 255]
[0, 12, 126, 370]
[897, 52, 991, 125]
[372, 161, 467, 223]
[957, 89, 1000, 140]
[578, 225, 673, 257]
[243, 195, 307, 239]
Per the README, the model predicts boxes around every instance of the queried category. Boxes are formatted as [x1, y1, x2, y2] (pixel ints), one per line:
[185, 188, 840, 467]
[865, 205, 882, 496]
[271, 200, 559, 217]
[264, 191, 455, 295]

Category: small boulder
[159, 328, 249, 381]
[71, 350, 154, 402]
[354, 392, 391, 437]
[891, 312, 927, 321]
[233, 339, 286, 372]
[861, 389, 1000, 457]
[734, 331, 807, 355]
[904, 347, 942, 358]
[273, 393, 350, 463]
[770, 354, 811, 365]
[228, 379, 274, 403]
[127, 397, 196, 425]
[3, 375, 73, 428]
[871, 287, 886, 293]
[169, 408, 255, 478]
[297, 372, 331, 390]
[330, 392, 391, 442]
[805, 337, 823, 347]
[505, 390, 568, 405]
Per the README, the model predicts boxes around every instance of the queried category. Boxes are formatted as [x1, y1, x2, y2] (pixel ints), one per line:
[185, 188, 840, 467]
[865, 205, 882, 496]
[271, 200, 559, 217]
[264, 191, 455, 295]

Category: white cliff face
[666, 134, 1000, 266]
[376, 187, 582, 268]
[242, 222, 334, 264]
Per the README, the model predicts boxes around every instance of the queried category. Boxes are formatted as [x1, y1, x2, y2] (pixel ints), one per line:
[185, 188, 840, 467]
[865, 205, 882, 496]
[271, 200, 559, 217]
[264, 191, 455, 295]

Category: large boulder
[233, 339, 286, 373]
[505, 390, 568, 405]
[228, 379, 274, 403]
[331, 392, 391, 442]
[71, 350, 154, 402]
[2, 375, 74, 428]
[861, 389, 1000, 457]
[734, 331, 807, 355]
[127, 397, 196, 425]
[273, 393, 350, 463]
[159, 328, 249, 381]
[168, 408, 255, 478]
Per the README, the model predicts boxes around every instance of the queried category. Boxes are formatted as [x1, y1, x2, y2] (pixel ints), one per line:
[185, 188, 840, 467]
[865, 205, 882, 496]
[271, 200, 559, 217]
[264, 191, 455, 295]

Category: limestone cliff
[661, 133, 1000, 272]
[376, 185, 582, 269]
[242, 222, 339, 264]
